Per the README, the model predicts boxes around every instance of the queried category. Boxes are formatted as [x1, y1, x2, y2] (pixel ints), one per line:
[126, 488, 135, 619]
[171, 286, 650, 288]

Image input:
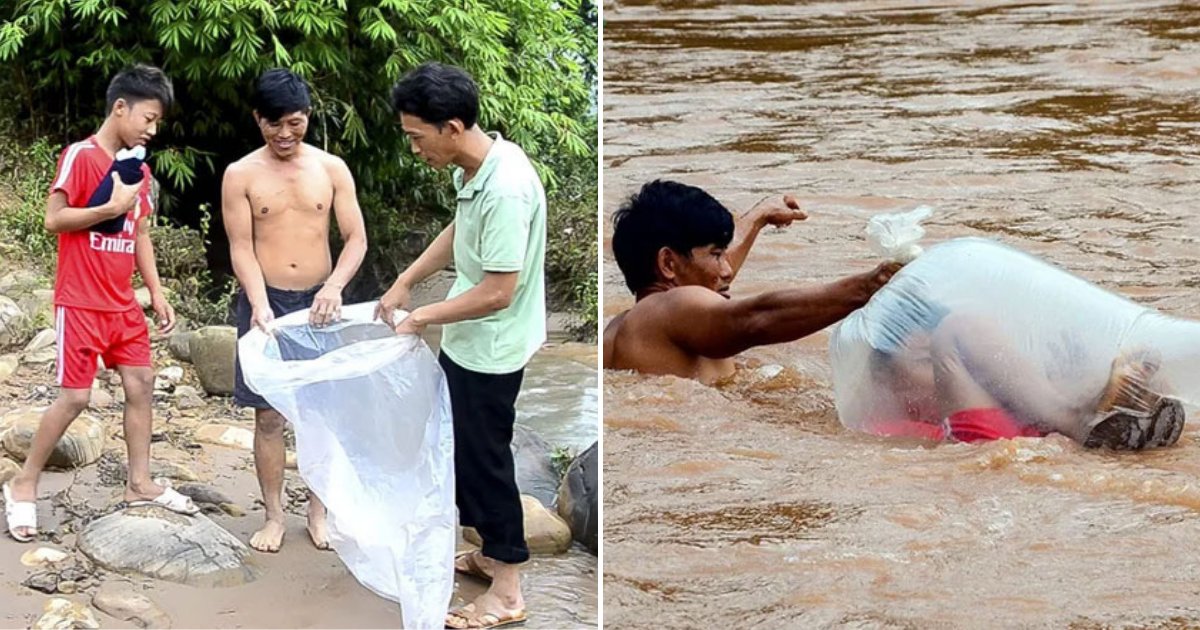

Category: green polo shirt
[441, 133, 547, 374]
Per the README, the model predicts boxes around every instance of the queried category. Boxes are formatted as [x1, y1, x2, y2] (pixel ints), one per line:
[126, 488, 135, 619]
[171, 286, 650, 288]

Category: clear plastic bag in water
[830, 237, 1196, 446]
[238, 302, 454, 629]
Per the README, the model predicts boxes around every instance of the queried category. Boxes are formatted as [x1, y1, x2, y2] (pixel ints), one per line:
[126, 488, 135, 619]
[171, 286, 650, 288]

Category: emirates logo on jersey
[88, 231, 135, 254]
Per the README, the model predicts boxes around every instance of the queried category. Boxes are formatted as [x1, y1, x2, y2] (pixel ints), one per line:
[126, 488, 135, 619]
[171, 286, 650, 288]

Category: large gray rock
[557, 441, 598, 555]
[512, 424, 559, 507]
[93, 585, 171, 628]
[166, 331, 194, 362]
[2, 408, 104, 469]
[190, 326, 236, 396]
[0, 295, 26, 348]
[78, 506, 259, 587]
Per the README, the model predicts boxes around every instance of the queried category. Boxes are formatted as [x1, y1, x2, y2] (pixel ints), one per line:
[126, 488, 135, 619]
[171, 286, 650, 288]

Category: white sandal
[3, 482, 38, 542]
[121, 486, 200, 515]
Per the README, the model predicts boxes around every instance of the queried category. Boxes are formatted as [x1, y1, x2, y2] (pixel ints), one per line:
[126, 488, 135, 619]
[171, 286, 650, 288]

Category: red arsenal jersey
[49, 136, 154, 312]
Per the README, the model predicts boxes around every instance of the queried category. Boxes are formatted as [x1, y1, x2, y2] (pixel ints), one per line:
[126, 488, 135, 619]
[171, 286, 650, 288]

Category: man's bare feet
[306, 496, 330, 550]
[250, 519, 286, 552]
[444, 591, 527, 629]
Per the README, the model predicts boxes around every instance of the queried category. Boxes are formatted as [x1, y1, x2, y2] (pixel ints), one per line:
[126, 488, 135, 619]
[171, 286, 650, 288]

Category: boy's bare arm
[134, 217, 176, 333]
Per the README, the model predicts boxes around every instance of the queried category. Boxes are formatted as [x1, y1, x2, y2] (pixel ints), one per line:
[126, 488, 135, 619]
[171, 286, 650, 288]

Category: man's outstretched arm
[662, 262, 902, 359]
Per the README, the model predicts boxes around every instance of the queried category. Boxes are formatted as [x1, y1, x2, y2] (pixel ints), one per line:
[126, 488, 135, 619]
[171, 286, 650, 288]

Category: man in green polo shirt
[376, 62, 545, 630]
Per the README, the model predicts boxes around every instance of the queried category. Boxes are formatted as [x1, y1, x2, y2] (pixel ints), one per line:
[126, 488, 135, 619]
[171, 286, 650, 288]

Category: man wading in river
[604, 179, 901, 384]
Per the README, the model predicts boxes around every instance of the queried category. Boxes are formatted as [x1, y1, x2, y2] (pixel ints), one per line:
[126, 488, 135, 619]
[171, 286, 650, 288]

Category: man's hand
[864, 261, 904, 295]
[310, 284, 343, 327]
[251, 302, 275, 334]
[750, 194, 807, 228]
[393, 307, 427, 336]
[374, 281, 412, 326]
[150, 292, 176, 335]
[107, 173, 141, 217]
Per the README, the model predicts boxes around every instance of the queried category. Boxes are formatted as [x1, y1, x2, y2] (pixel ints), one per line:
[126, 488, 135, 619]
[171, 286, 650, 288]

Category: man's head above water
[612, 180, 736, 298]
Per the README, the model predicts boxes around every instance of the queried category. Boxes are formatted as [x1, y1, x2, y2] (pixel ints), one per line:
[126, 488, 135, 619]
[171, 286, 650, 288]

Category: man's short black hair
[253, 68, 312, 122]
[390, 62, 480, 129]
[611, 180, 735, 295]
[106, 64, 174, 113]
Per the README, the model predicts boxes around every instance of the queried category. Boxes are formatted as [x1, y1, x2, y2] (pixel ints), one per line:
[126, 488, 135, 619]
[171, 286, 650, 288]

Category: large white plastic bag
[829, 237, 1200, 439]
[237, 302, 454, 630]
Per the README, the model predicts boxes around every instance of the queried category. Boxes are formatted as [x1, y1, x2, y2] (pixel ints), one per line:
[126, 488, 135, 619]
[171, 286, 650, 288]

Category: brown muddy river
[602, 1, 1200, 627]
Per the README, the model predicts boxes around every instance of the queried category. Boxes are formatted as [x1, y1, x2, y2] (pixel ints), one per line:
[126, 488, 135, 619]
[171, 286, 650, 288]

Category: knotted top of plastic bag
[865, 206, 933, 264]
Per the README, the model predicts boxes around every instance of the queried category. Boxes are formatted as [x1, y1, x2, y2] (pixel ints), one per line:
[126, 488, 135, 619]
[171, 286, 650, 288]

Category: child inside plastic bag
[831, 237, 1189, 450]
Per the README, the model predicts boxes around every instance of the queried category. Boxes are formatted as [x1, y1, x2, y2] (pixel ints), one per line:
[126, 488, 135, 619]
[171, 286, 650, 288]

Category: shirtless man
[604, 179, 901, 384]
[222, 68, 368, 552]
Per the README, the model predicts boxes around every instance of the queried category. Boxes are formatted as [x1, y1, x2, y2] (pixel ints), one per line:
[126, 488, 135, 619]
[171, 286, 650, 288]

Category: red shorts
[870, 408, 1047, 443]
[56, 305, 150, 389]
[946, 408, 1046, 443]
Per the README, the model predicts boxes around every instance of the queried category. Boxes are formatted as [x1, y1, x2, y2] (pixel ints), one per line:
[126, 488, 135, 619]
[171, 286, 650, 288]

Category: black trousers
[439, 352, 529, 564]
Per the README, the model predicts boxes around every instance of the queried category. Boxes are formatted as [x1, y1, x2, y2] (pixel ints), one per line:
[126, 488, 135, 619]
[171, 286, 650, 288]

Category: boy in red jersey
[3, 64, 198, 542]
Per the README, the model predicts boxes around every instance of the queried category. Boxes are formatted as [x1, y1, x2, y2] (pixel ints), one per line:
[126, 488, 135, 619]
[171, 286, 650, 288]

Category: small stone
[23, 346, 58, 365]
[93, 586, 172, 629]
[20, 547, 69, 567]
[0, 353, 18, 383]
[0, 295, 27, 347]
[59, 567, 88, 582]
[0, 457, 19, 485]
[220, 503, 245, 517]
[285, 450, 298, 470]
[89, 387, 114, 409]
[108, 372, 122, 387]
[24, 328, 56, 353]
[57, 580, 77, 594]
[135, 286, 152, 309]
[159, 366, 184, 383]
[195, 424, 254, 451]
[34, 598, 100, 630]
[24, 571, 59, 594]
[116, 388, 126, 404]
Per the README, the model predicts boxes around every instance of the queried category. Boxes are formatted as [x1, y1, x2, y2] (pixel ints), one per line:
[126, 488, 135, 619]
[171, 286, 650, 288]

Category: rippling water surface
[603, 2, 1200, 627]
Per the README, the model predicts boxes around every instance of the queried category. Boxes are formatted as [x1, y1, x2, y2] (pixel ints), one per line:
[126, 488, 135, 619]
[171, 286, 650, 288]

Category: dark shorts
[233, 284, 321, 409]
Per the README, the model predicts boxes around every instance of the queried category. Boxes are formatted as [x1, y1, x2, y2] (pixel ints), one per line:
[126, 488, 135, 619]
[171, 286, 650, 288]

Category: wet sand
[604, 1, 1200, 627]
